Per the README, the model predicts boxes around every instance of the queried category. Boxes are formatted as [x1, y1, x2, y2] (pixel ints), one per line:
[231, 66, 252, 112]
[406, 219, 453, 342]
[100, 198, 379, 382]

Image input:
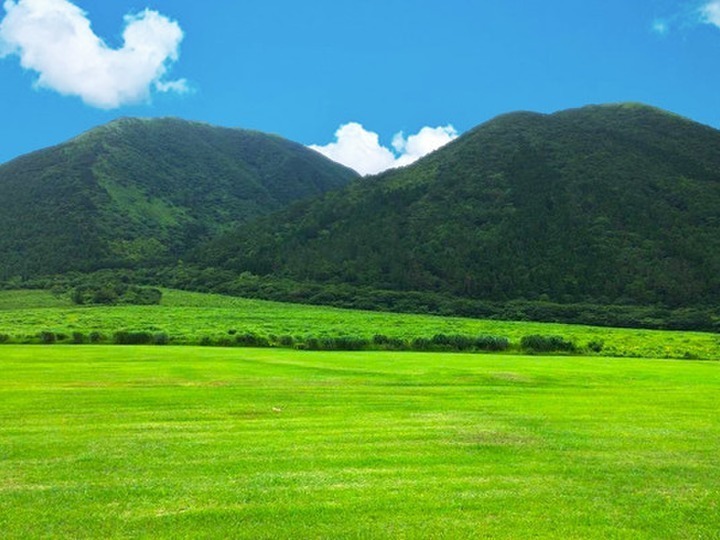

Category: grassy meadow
[0, 346, 718, 538]
[0, 289, 718, 360]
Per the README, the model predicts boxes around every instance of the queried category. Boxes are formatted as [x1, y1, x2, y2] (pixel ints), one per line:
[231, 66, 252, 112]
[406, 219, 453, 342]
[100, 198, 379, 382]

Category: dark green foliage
[521, 335, 577, 353]
[372, 334, 407, 350]
[71, 282, 162, 306]
[234, 333, 271, 347]
[200, 104, 720, 311]
[0, 118, 357, 279]
[0, 333, 9, 343]
[277, 335, 295, 347]
[411, 337, 432, 351]
[153, 333, 170, 345]
[122, 286, 162, 306]
[475, 336, 511, 351]
[39, 331, 56, 344]
[72, 332, 85, 344]
[587, 340, 605, 353]
[113, 331, 154, 345]
[89, 331, 104, 344]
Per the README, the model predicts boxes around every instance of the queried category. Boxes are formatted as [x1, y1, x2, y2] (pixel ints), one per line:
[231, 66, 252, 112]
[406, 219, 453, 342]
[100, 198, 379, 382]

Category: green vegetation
[2, 104, 720, 331]
[200, 104, 720, 312]
[1, 346, 718, 538]
[71, 283, 162, 306]
[0, 289, 718, 360]
[0, 117, 357, 279]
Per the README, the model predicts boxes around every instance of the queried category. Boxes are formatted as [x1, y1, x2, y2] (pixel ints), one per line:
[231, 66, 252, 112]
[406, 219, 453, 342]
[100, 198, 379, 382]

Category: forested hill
[0, 118, 358, 279]
[199, 103, 720, 308]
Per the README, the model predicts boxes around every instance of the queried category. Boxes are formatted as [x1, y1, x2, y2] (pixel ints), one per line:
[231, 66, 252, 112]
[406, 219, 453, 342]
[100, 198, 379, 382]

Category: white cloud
[0, 0, 186, 109]
[310, 123, 458, 176]
[701, 1, 720, 27]
[652, 19, 669, 35]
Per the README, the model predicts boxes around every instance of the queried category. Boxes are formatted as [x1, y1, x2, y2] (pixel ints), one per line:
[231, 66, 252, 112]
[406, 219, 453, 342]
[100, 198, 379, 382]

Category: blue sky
[1, 0, 720, 171]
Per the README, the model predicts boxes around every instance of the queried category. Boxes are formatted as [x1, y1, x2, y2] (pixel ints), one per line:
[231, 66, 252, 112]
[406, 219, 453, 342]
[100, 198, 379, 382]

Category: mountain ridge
[197, 102, 720, 309]
[0, 117, 359, 279]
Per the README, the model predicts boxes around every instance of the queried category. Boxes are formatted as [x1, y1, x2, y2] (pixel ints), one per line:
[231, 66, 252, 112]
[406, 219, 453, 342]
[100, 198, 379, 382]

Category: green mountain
[201, 103, 720, 309]
[0, 118, 358, 279]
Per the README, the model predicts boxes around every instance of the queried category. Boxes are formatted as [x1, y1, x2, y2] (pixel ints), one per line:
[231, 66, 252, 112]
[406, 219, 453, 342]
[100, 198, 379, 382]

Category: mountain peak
[0, 119, 358, 278]
[201, 103, 720, 309]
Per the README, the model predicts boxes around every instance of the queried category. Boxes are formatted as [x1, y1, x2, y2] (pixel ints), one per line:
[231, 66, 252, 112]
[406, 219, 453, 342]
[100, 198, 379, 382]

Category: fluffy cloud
[0, 0, 186, 109]
[310, 123, 458, 176]
[701, 1, 720, 27]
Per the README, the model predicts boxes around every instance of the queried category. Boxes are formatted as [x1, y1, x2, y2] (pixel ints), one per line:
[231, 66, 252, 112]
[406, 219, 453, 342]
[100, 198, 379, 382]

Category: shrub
[0, 333, 10, 344]
[411, 337, 432, 351]
[521, 335, 577, 353]
[303, 337, 321, 350]
[235, 333, 270, 347]
[72, 332, 85, 344]
[475, 335, 510, 351]
[327, 336, 369, 350]
[114, 331, 153, 345]
[39, 331, 56, 344]
[277, 335, 294, 347]
[587, 340, 604, 353]
[153, 333, 170, 345]
[89, 331, 104, 344]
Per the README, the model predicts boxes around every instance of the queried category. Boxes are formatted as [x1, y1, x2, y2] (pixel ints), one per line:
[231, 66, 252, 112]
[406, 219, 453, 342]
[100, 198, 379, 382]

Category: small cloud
[310, 123, 458, 176]
[391, 125, 458, 168]
[155, 79, 190, 94]
[0, 0, 187, 109]
[700, 1, 720, 27]
[652, 19, 669, 35]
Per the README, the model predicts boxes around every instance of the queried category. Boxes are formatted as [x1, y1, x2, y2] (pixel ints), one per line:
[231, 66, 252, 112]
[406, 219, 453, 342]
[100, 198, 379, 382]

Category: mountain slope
[0, 118, 358, 278]
[201, 103, 720, 308]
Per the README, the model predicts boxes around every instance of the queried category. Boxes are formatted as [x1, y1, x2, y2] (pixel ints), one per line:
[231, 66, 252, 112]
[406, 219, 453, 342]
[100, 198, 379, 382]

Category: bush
[0, 333, 10, 344]
[153, 333, 170, 345]
[587, 340, 604, 353]
[72, 332, 85, 344]
[216, 337, 234, 347]
[277, 335, 294, 347]
[235, 333, 270, 347]
[39, 331, 56, 344]
[475, 335, 510, 351]
[114, 331, 154, 345]
[89, 331, 104, 344]
[122, 286, 162, 306]
[521, 335, 577, 353]
[302, 337, 321, 350]
[328, 336, 369, 350]
[411, 337, 432, 351]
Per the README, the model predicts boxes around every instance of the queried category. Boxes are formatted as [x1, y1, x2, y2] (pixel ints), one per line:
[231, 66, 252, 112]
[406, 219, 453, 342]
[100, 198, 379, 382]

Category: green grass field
[0, 289, 719, 360]
[1, 346, 718, 538]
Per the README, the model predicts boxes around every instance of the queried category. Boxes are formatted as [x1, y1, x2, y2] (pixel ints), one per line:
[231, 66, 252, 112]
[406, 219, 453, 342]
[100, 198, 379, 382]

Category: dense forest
[0, 118, 357, 279]
[198, 104, 720, 310]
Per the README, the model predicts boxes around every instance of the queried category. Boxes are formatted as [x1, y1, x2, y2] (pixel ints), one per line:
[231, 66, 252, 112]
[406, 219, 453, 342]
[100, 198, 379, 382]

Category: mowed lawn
[1, 346, 719, 538]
